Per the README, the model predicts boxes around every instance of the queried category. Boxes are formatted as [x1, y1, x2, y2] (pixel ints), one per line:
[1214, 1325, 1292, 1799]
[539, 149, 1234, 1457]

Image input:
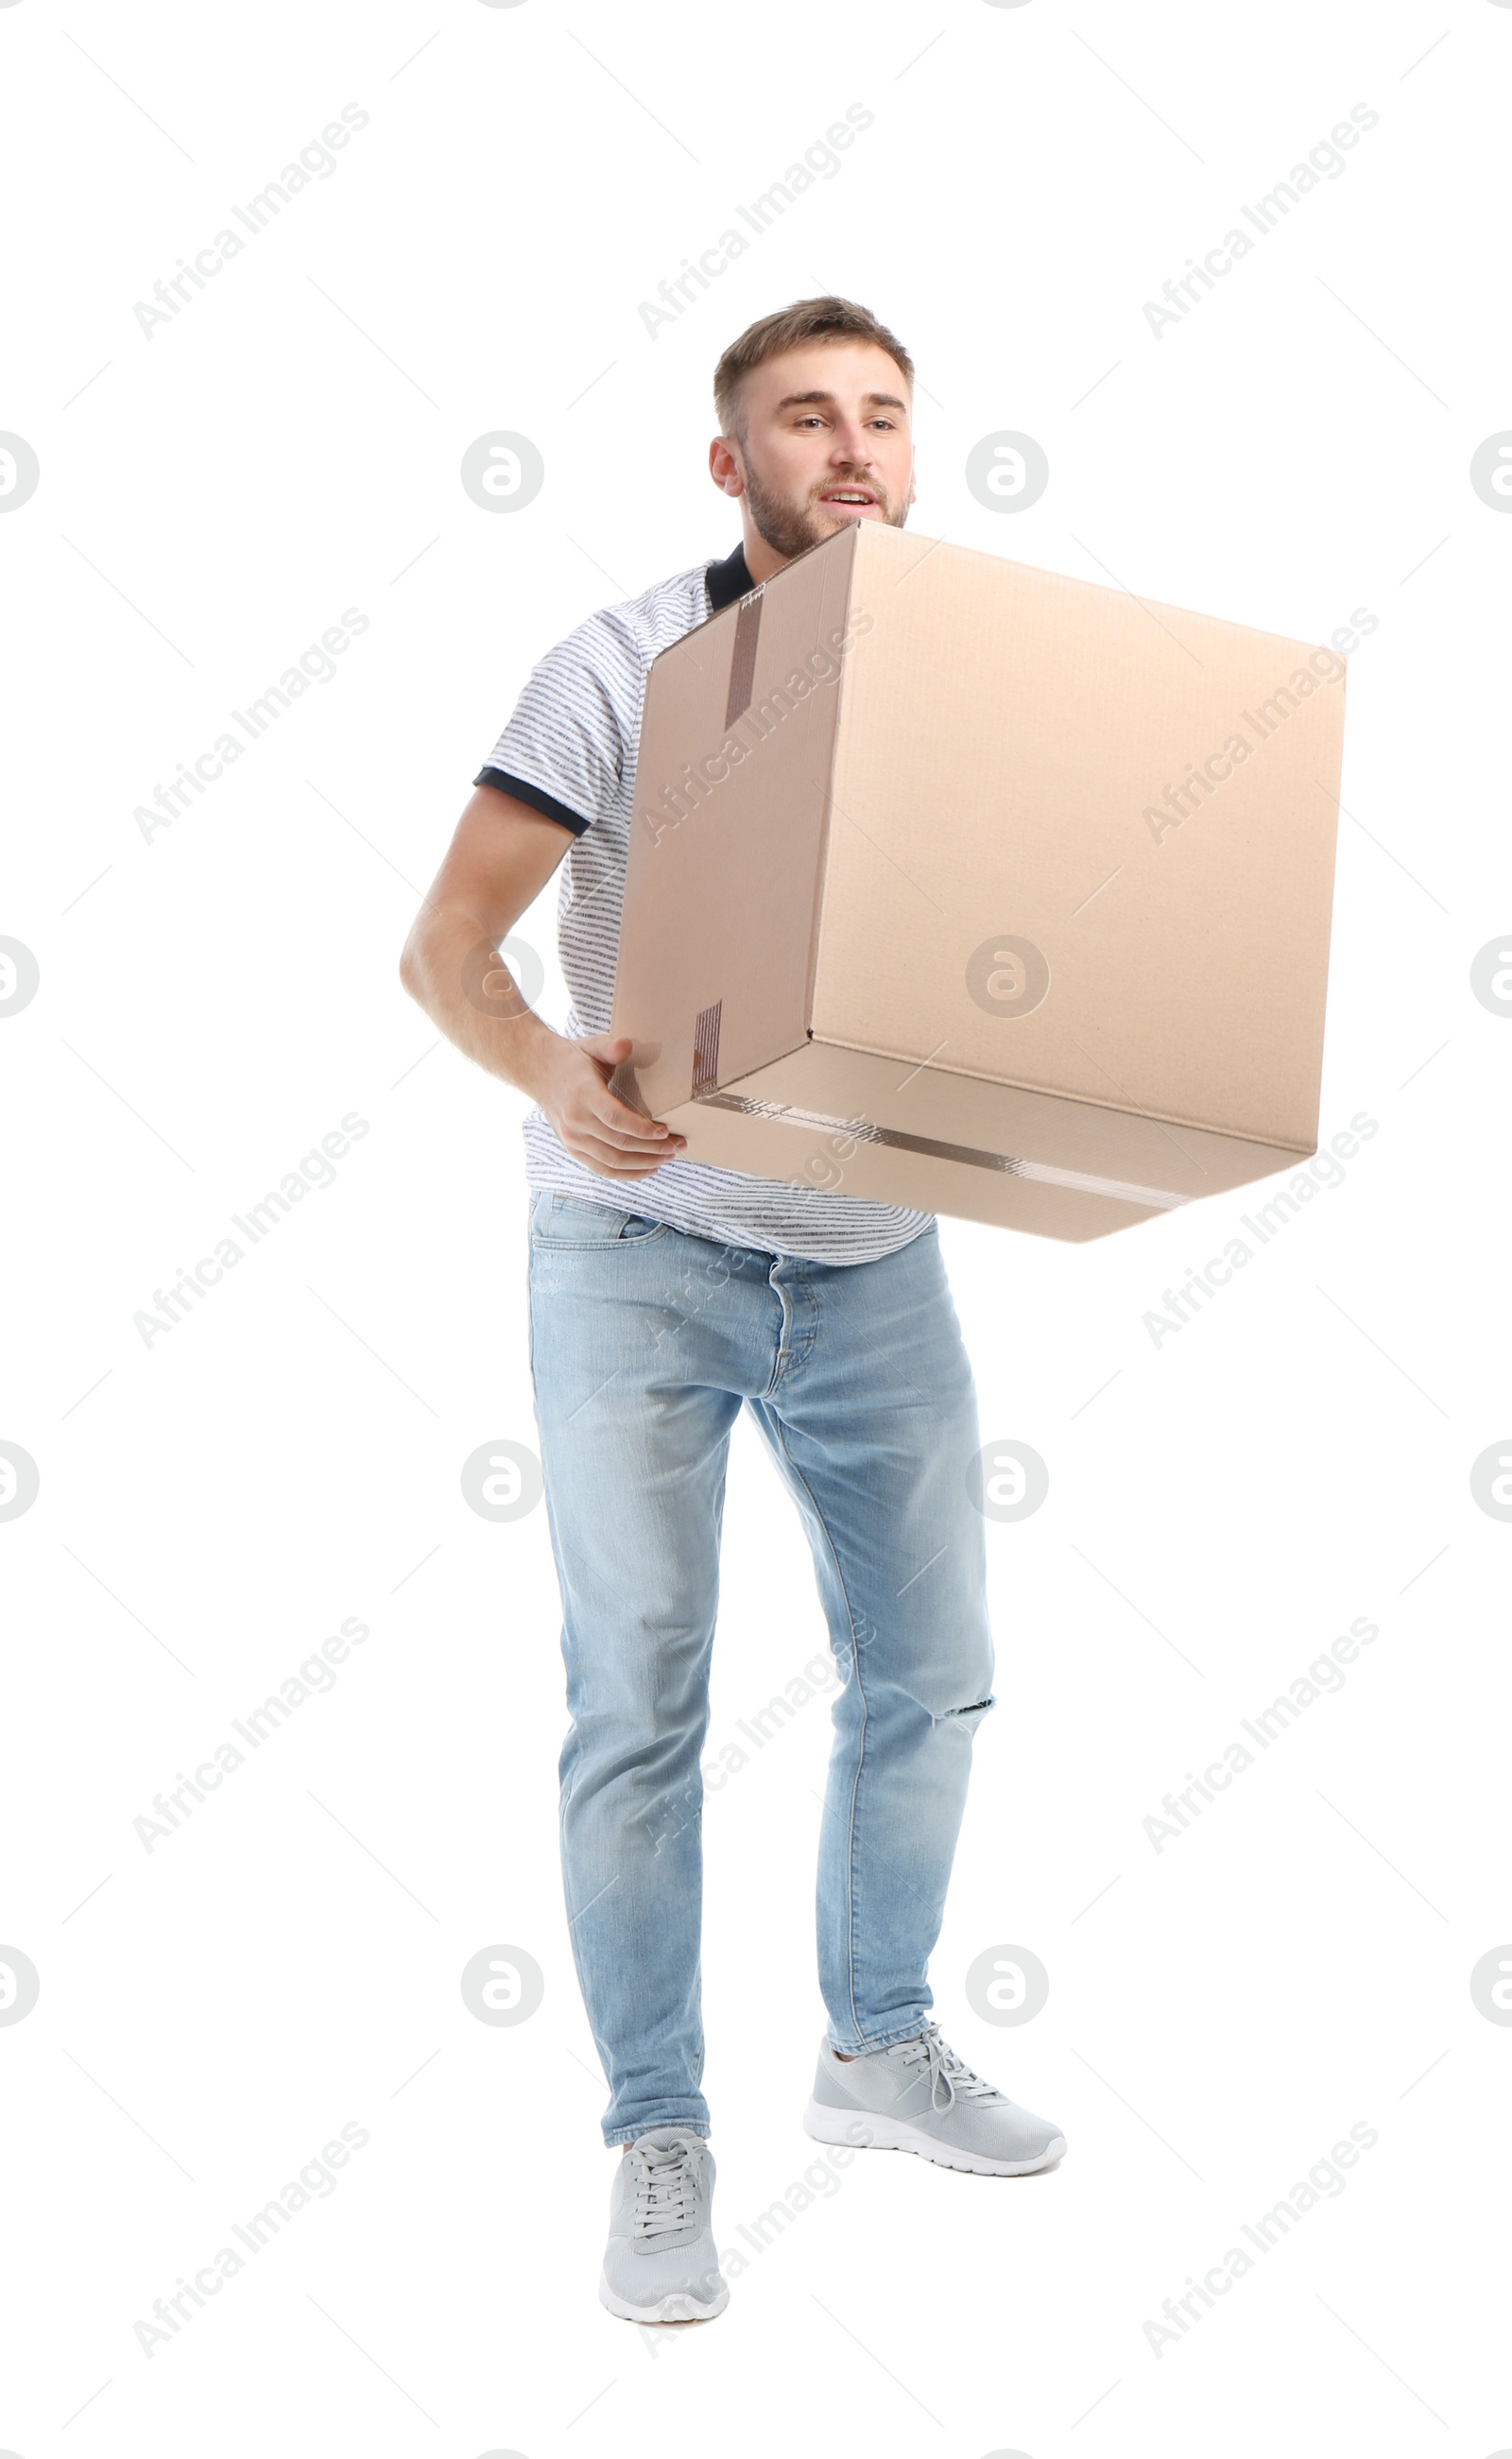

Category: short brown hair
[713, 296, 914, 440]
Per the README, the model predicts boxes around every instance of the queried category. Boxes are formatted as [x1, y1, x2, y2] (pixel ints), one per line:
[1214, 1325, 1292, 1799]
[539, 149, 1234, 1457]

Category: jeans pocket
[531, 1192, 671, 1247]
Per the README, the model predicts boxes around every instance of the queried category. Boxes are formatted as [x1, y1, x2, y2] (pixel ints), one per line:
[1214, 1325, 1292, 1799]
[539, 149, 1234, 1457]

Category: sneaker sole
[598, 2272, 730, 2324]
[802, 2096, 1066, 2176]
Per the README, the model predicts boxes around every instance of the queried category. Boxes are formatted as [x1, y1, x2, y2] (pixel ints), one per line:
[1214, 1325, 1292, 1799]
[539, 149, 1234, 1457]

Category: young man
[399, 298, 1066, 2325]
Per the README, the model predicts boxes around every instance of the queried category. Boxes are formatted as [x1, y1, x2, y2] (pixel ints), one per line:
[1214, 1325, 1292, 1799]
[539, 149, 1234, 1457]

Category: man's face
[711, 340, 915, 567]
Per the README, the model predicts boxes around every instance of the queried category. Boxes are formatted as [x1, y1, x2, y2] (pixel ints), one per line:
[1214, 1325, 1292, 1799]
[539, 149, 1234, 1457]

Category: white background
[3, 0, 1510, 2451]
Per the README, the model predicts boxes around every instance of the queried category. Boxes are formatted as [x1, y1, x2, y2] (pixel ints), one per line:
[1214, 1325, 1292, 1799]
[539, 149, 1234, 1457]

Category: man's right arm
[397, 782, 687, 1180]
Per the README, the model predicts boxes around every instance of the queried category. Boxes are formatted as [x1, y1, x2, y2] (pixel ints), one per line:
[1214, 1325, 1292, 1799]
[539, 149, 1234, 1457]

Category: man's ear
[709, 437, 746, 500]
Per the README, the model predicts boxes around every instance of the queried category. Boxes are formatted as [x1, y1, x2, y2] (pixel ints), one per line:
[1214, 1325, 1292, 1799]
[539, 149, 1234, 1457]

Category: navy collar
[705, 542, 755, 610]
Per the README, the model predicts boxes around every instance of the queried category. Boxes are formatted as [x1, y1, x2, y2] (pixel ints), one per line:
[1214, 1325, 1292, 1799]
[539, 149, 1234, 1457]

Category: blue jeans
[525, 1189, 996, 2147]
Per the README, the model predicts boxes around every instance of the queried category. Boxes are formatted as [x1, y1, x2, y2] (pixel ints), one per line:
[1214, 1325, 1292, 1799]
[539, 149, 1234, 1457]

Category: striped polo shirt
[474, 542, 936, 1264]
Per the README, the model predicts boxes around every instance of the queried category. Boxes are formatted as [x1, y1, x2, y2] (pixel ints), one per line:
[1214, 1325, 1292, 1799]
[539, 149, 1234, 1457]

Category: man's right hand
[399, 783, 688, 1181]
[530, 1032, 688, 1180]
[533, 1032, 693, 1185]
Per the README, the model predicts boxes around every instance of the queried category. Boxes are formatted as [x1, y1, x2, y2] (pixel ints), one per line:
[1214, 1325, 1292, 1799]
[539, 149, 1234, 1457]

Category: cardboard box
[609, 522, 1347, 1241]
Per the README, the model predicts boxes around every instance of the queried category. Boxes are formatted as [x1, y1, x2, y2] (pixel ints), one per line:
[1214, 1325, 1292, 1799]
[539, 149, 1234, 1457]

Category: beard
[738, 455, 909, 560]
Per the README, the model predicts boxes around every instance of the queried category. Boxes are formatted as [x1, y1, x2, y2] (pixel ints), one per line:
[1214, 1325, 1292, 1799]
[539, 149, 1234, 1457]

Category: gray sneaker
[599, 2127, 730, 2323]
[803, 2021, 1067, 2175]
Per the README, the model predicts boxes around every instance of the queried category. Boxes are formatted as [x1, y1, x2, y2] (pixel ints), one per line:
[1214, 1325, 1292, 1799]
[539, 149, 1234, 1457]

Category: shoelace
[889, 2021, 1003, 2114]
[628, 2136, 700, 2239]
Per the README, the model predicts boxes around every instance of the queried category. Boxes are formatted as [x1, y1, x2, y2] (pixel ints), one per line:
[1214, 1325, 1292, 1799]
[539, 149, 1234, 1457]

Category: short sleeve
[473, 610, 641, 838]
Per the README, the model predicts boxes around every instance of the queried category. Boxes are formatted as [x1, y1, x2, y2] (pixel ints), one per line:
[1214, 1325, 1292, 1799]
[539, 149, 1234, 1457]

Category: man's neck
[739, 524, 791, 588]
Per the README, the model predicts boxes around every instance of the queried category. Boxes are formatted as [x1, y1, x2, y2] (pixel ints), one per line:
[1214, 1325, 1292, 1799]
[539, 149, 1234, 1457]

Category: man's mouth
[817, 487, 879, 508]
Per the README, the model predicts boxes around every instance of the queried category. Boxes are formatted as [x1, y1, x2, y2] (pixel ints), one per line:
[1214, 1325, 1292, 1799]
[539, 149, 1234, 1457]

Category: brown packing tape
[723, 590, 764, 729]
[691, 1000, 723, 1098]
[696, 1091, 1187, 1211]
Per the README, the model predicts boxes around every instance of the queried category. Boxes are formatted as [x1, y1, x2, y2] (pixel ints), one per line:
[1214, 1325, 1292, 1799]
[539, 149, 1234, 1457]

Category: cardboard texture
[609, 522, 1347, 1241]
